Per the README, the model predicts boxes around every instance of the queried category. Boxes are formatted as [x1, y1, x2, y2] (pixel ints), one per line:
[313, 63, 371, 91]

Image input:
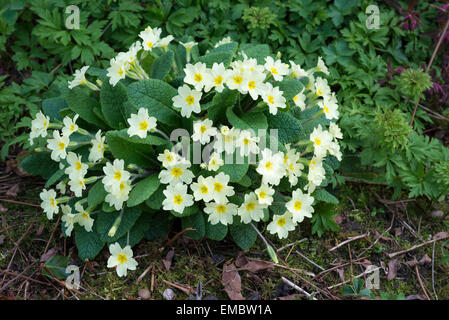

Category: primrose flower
[105, 180, 131, 210]
[211, 172, 235, 204]
[286, 189, 314, 224]
[329, 122, 343, 140]
[180, 41, 197, 52]
[316, 56, 329, 75]
[102, 159, 131, 194]
[214, 36, 232, 48]
[158, 35, 174, 50]
[305, 157, 326, 193]
[191, 175, 214, 202]
[204, 201, 238, 226]
[40, 189, 59, 220]
[172, 84, 202, 118]
[204, 62, 228, 93]
[61, 115, 79, 137]
[236, 130, 260, 157]
[192, 119, 217, 145]
[139, 26, 162, 51]
[89, 130, 106, 163]
[65, 152, 88, 180]
[238, 192, 266, 224]
[30, 111, 50, 145]
[184, 62, 212, 92]
[213, 127, 240, 154]
[261, 82, 286, 115]
[127, 107, 157, 139]
[255, 184, 275, 206]
[162, 183, 194, 214]
[289, 61, 308, 79]
[107, 243, 138, 277]
[68, 176, 86, 197]
[267, 211, 296, 239]
[314, 77, 331, 98]
[68, 66, 89, 89]
[241, 70, 266, 100]
[310, 125, 333, 159]
[157, 149, 180, 168]
[256, 148, 286, 186]
[61, 205, 76, 236]
[264, 56, 289, 81]
[207, 152, 224, 171]
[293, 89, 307, 111]
[56, 181, 67, 194]
[159, 160, 194, 185]
[74, 203, 94, 232]
[318, 94, 339, 120]
[107, 57, 126, 86]
[47, 130, 70, 162]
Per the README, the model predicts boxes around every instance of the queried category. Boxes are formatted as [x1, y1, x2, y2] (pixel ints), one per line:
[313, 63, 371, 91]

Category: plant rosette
[22, 26, 343, 277]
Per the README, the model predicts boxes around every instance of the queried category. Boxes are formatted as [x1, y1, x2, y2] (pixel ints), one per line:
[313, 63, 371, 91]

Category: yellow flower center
[245, 202, 255, 212]
[119, 182, 126, 191]
[70, 124, 75, 132]
[216, 204, 227, 214]
[323, 105, 329, 114]
[294, 201, 302, 211]
[289, 163, 294, 171]
[58, 142, 65, 150]
[214, 75, 223, 85]
[315, 138, 321, 146]
[173, 194, 183, 205]
[248, 81, 256, 90]
[284, 155, 288, 164]
[243, 138, 249, 145]
[166, 154, 173, 162]
[200, 125, 207, 134]
[50, 198, 56, 208]
[259, 191, 266, 199]
[265, 161, 273, 171]
[81, 212, 89, 219]
[277, 217, 286, 227]
[170, 167, 183, 178]
[75, 161, 82, 171]
[233, 76, 243, 85]
[214, 182, 223, 192]
[317, 89, 323, 96]
[117, 254, 127, 264]
[194, 73, 203, 82]
[185, 95, 195, 106]
[271, 67, 278, 75]
[139, 120, 149, 131]
[267, 95, 274, 104]
[200, 185, 208, 194]
[294, 95, 298, 102]
[118, 67, 124, 77]
[114, 171, 122, 181]
[147, 42, 153, 48]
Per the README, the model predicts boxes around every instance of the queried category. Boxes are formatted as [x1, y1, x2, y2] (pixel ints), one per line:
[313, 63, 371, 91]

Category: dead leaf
[162, 248, 174, 271]
[419, 254, 431, 265]
[222, 263, 244, 300]
[336, 268, 345, 283]
[375, 230, 391, 242]
[406, 257, 419, 267]
[359, 259, 372, 268]
[387, 259, 401, 281]
[0, 203, 7, 212]
[235, 251, 249, 267]
[239, 259, 274, 273]
[433, 232, 449, 240]
[334, 214, 344, 225]
[394, 227, 403, 237]
[40, 247, 58, 262]
[6, 184, 19, 198]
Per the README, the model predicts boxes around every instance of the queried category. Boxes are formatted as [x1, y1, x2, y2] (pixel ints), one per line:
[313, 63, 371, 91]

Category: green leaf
[96, 207, 142, 243]
[205, 220, 228, 241]
[20, 153, 59, 180]
[117, 211, 153, 247]
[88, 180, 107, 208]
[144, 212, 169, 240]
[43, 255, 69, 279]
[181, 211, 205, 240]
[229, 220, 257, 250]
[314, 189, 339, 204]
[128, 174, 160, 207]
[240, 44, 271, 64]
[108, 129, 168, 146]
[266, 111, 302, 144]
[127, 79, 181, 126]
[105, 130, 157, 167]
[198, 50, 235, 68]
[145, 185, 165, 210]
[44, 169, 64, 188]
[65, 88, 107, 129]
[217, 162, 249, 183]
[171, 203, 199, 218]
[100, 81, 128, 129]
[278, 78, 304, 102]
[75, 225, 105, 260]
[226, 107, 268, 130]
[207, 89, 239, 123]
[42, 97, 67, 121]
[150, 50, 174, 80]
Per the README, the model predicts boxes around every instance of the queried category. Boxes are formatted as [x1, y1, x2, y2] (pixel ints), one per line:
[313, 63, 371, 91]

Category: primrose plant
[24, 26, 342, 277]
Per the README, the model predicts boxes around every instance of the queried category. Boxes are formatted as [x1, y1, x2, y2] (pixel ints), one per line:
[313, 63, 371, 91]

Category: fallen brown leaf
[419, 254, 431, 265]
[434, 231, 449, 240]
[6, 184, 19, 198]
[387, 259, 401, 281]
[162, 248, 174, 271]
[222, 263, 244, 300]
[0, 203, 7, 212]
[40, 247, 58, 262]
